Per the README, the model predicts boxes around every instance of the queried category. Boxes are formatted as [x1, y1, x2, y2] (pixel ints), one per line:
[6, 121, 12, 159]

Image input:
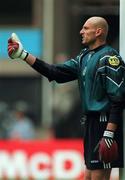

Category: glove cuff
[103, 130, 114, 138]
[20, 50, 28, 60]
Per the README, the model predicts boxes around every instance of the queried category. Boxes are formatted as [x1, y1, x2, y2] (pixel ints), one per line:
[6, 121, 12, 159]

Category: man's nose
[80, 29, 82, 35]
[80, 29, 84, 35]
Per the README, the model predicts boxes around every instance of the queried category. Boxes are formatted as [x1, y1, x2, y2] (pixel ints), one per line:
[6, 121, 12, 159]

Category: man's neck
[89, 41, 106, 50]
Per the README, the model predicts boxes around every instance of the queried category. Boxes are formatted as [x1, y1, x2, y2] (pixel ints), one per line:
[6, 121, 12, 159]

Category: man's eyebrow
[83, 25, 88, 29]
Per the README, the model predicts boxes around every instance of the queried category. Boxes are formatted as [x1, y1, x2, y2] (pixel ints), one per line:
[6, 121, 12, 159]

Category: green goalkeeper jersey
[54, 45, 125, 114]
[32, 44, 125, 124]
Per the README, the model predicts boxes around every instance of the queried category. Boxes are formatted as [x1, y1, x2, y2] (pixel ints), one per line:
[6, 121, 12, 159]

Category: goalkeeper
[8, 16, 124, 180]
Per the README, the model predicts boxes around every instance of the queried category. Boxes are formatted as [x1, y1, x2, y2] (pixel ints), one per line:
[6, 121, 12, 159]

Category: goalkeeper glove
[98, 130, 118, 163]
[8, 33, 28, 60]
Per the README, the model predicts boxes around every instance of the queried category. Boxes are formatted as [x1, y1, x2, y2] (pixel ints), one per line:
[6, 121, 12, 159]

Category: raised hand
[8, 33, 28, 60]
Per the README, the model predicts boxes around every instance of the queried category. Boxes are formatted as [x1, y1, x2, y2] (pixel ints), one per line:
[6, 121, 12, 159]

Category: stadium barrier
[0, 140, 118, 179]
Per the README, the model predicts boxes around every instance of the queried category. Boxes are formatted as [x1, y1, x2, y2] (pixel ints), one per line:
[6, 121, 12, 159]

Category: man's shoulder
[99, 46, 124, 67]
[99, 45, 121, 61]
[100, 45, 118, 54]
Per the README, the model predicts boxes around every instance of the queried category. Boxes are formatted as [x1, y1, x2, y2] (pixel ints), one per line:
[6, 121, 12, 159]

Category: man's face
[80, 20, 97, 46]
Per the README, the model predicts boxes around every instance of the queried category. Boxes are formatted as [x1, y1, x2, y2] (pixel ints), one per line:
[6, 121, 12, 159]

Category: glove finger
[99, 140, 118, 163]
[8, 43, 19, 50]
[8, 38, 13, 43]
[8, 46, 17, 56]
[8, 43, 19, 52]
[8, 47, 14, 56]
[8, 37, 19, 43]
[8, 41, 19, 46]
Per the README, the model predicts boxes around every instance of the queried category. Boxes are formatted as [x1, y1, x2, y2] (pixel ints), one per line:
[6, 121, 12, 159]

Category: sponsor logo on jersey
[108, 56, 120, 66]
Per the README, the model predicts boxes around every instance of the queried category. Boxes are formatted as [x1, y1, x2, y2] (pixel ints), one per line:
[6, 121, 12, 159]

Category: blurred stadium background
[0, 0, 121, 179]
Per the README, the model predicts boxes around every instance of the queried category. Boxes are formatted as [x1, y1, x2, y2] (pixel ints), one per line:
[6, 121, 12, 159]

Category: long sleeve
[99, 54, 125, 124]
[31, 58, 78, 83]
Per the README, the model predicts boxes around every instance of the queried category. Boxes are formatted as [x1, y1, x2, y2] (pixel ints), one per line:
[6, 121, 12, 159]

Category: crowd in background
[0, 100, 36, 140]
[0, 97, 83, 140]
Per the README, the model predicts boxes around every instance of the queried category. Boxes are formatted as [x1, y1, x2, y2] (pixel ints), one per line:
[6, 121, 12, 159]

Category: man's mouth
[82, 37, 84, 41]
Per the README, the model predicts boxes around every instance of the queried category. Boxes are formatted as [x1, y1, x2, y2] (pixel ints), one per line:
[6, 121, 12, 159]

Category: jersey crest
[108, 56, 120, 66]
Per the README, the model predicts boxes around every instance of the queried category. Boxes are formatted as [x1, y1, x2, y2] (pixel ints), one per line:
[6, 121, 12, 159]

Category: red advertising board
[0, 140, 118, 179]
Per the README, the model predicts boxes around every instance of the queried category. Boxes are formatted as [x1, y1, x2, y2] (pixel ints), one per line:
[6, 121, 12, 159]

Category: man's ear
[96, 28, 102, 37]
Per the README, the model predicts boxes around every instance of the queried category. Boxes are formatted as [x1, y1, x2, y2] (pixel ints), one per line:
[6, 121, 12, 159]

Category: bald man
[8, 16, 124, 180]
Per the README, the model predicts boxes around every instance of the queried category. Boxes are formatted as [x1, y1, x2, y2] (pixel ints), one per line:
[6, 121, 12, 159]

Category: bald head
[85, 16, 109, 40]
[80, 16, 109, 49]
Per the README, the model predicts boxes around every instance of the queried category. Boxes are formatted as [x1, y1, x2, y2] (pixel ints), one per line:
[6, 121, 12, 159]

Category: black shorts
[82, 112, 123, 170]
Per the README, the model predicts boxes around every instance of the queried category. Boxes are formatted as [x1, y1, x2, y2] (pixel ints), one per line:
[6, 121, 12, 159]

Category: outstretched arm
[8, 33, 78, 83]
